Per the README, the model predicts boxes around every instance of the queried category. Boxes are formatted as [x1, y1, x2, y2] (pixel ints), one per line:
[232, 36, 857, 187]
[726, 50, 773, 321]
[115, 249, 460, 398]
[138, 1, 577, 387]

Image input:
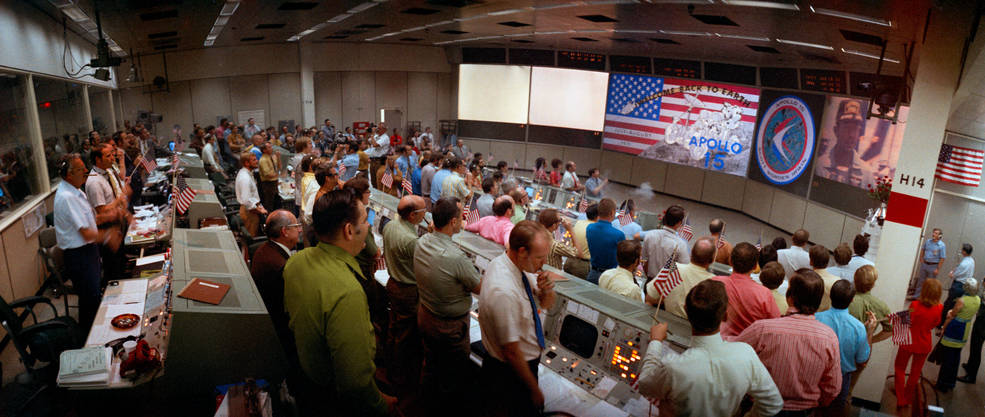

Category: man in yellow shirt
[599, 240, 644, 302]
[258, 142, 281, 212]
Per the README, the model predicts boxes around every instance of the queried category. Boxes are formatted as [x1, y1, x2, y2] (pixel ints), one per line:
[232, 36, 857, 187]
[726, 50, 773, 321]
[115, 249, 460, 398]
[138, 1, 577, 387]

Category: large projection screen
[458, 64, 531, 124]
[528, 67, 608, 131]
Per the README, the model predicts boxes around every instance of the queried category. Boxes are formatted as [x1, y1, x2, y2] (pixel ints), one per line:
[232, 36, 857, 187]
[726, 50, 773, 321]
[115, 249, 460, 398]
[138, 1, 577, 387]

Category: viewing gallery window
[0, 72, 46, 214]
[89, 87, 114, 137]
[34, 76, 90, 186]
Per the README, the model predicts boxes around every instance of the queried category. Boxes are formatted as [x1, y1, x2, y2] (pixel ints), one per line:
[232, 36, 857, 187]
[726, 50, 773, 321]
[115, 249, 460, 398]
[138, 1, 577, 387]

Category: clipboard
[177, 278, 231, 305]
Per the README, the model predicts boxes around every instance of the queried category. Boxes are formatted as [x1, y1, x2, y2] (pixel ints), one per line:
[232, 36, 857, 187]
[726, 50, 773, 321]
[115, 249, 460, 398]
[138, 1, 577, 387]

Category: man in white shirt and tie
[236, 151, 267, 237]
[560, 161, 584, 192]
[777, 229, 811, 279]
[85, 143, 130, 282]
[638, 279, 784, 417]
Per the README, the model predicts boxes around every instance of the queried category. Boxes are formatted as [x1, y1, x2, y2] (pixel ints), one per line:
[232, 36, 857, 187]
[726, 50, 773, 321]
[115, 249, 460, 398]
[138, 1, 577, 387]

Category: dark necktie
[520, 271, 546, 349]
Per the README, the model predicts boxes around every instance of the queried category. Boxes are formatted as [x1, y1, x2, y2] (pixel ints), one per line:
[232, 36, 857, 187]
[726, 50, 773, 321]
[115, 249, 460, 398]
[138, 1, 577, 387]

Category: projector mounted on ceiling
[88, 2, 121, 68]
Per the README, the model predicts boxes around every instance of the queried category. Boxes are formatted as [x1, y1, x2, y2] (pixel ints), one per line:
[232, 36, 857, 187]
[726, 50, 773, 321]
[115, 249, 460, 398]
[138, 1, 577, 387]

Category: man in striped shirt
[735, 269, 842, 416]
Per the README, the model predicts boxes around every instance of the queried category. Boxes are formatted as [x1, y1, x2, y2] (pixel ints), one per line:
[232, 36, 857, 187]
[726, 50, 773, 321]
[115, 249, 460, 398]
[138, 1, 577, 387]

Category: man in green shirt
[382, 194, 428, 393]
[283, 189, 397, 416]
[415, 197, 483, 413]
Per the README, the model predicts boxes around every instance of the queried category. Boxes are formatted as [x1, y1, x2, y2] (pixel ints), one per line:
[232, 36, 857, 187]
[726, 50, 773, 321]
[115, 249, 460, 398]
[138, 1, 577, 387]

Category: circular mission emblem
[755, 96, 815, 185]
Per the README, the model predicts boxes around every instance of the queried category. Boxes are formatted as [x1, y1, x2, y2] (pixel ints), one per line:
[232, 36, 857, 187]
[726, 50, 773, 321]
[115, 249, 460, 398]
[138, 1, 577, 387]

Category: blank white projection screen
[458, 64, 531, 124]
[529, 67, 609, 131]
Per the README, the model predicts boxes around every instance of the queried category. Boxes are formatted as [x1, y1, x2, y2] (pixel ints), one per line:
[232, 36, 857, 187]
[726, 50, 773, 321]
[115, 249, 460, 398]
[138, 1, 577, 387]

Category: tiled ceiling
[33, 0, 930, 76]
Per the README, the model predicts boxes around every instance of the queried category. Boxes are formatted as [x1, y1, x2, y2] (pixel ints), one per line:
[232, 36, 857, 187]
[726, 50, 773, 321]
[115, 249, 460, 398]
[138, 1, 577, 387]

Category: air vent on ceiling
[401, 7, 441, 15]
[355, 23, 386, 29]
[241, 36, 265, 42]
[256, 23, 286, 29]
[840, 29, 885, 47]
[139, 9, 178, 21]
[441, 30, 469, 35]
[148, 31, 177, 39]
[799, 51, 841, 64]
[612, 38, 640, 43]
[498, 21, 531, 27]
[335, 29, 368, 35]
[151, 38, 180, 47]
[578, 14, 617, 23]
[154, 44, 177, 50]
[690, 14, 738, 26]
[572, 37, 597, 42]
[650, 38, 680, 44]
[400, 37, 423, 41]
[324, 35, 348, 39]
[748, 45, 780, 53]
[511, 39, 534, 43]
[278, 2, 318, 11]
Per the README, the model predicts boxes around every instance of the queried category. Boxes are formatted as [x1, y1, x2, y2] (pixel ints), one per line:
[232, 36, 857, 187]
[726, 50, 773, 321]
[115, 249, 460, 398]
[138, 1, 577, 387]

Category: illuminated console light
[551, 345, 557, 350]
[546, 359, 551, 364]
[562, 357, 568, 362]
[621, 373, 627, 378]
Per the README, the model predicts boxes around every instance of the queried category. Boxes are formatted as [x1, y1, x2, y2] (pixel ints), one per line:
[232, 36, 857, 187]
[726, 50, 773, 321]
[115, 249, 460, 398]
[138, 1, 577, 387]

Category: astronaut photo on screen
[814, 97, 907, 189]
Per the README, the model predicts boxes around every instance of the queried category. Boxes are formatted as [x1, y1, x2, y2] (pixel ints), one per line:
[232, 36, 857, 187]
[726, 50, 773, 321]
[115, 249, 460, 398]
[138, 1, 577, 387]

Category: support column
[298, 42, 316, 128]
[82, 84, 94, 132]
[107, 87, 117, 133]
[854, 4, 975, 405]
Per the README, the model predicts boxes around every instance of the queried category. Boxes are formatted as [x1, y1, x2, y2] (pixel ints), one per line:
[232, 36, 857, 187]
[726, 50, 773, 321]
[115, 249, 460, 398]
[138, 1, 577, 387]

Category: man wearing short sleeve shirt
[913, 228, 945, 299]
[479, 221, 558, 417]
[642, 205, 691, 280]
[560, 161, 584, 192]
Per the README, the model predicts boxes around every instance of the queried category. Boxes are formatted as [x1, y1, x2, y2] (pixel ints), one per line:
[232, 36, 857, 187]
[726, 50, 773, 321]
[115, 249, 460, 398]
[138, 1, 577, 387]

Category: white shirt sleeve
[235, 169, 260, 209]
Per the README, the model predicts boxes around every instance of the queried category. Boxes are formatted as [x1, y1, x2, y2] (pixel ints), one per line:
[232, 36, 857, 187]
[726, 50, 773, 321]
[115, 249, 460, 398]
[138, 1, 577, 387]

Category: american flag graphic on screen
[603, 75, 760, 156]
[935, 144, 984, 187]
[889, 310, 912, 345]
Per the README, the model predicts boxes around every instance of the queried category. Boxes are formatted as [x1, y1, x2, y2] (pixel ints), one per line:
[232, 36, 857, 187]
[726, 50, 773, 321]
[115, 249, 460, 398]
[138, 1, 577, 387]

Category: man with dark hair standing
[847, 234, 874, 274]
[913, 228, 946, 299]
[479, 220, 558, 417]
[736, 270, 842, 416]
[638, 280, 782, 417]
[642, 205, 691, 283]
[382, 195, 428, 394]
[816, 280, 877, 415]
[714, 243, 781, 337]
[777, 229, 811, 279]
[586, 198, 625, 285]
[414, 197, 483, 413]
[236, 151, 267, 237]
[283, 190, 397, 416]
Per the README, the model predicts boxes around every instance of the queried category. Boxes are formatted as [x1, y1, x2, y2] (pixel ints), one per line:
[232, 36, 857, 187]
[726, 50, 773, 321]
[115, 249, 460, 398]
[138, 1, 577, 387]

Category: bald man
[382, 195, 428, 393]
[250, 210, 301, 365]
[465, 195, 516, 247]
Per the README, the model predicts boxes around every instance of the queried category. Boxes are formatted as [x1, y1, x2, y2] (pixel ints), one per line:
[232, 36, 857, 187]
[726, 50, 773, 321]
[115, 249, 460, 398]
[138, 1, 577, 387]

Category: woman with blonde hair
[893, 278, 943, 409]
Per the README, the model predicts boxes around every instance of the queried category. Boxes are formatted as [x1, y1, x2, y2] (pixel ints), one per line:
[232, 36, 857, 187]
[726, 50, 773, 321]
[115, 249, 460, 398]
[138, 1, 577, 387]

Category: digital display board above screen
[602, 74, 761, 176]
[813, 96, 909, 190]
[528, 67, 608, 132]
[457, 64, 531, 124]
[801, 69, 847, 94]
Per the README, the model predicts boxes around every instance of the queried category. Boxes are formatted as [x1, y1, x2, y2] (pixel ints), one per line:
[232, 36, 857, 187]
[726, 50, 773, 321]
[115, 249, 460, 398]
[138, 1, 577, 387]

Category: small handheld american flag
[464, 200, 480, 225]
[716, 223, 726, 249]
[619, 211, 633, 226]
[678, 217, 693, 241]
[889, 310, 912, 345]
[402, 177, 413, 195]
[381, 169, 393, 189]
[140, 148, 157, 173]
[578, 198, 589, 213]
[649, 252, 682, 298]
[755, 237, 762, 251]
[375, 254, 386, 271]
[338, 163, 347, 177]
[174, 176, 197, 215]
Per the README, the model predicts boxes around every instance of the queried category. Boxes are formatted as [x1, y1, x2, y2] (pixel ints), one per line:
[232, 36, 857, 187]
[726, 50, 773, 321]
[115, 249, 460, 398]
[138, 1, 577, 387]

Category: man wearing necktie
[85, 143, 131, 282]
[478, 220, 558, 417]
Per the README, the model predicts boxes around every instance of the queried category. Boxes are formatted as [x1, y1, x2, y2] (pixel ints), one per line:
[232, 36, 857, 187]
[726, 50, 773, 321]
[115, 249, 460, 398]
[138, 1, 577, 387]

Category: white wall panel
[461, 139, 490, 157]
[600, 151, 634, 184]
[665, 164, 704, 201]
[268, 73, 302, 128]
[408, 72, 438, 134]
[803, 203, 846, 249]
[769, 190, 807, 233]
[228, 75, 270, 126]
[742, 180, 774, 222]
[841, 217, 865, 247]
[436, 71, 456, 123]
[701, 171, 746, 210]
[190, 78, 231, 127]
[562, 148, 602, 178]
[118, 87, 152, 127]
[524, 144, 560, 170]
[630, 158, 667, 191]
[341, 72, 376, 128]
[375, 72, 408, 130]
[314, 72, 343, 129]
[150, 81, 193, 136]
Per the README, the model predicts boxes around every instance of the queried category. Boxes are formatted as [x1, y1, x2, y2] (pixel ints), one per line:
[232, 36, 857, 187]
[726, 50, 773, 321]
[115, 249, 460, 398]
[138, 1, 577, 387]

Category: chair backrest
[0, 295, 23, 335]
[39, 227, 57, 250]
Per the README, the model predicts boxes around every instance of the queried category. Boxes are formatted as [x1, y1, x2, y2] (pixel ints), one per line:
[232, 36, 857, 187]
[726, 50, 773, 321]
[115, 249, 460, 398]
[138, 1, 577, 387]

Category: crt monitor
[525, 186, 535, 198]
[558, 314, 599, 359]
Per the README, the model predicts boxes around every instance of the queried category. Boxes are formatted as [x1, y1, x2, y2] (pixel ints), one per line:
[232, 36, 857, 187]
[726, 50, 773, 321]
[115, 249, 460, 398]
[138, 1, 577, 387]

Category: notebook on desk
[177, 278, 231, 305]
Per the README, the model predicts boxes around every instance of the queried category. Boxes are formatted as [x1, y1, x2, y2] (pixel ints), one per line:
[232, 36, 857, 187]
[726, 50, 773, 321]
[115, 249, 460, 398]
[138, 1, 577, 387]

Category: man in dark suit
[251, 209, 301, 351]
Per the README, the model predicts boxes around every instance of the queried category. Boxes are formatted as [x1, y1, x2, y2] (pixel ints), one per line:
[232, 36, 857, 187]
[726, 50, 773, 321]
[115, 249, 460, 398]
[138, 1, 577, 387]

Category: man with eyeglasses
[382, 194, 428, 394]
[250, 209, 302, 362]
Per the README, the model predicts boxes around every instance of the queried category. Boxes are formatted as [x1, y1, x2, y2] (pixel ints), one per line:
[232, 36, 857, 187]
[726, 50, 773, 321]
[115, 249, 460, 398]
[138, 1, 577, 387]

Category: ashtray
[111, 313, 140, 329]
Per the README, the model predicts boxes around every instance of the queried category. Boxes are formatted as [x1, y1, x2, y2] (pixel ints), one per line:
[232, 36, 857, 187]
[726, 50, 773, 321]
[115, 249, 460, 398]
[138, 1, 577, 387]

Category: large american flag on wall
[602, 75, 760, 156]
[935, 144, 984, 187]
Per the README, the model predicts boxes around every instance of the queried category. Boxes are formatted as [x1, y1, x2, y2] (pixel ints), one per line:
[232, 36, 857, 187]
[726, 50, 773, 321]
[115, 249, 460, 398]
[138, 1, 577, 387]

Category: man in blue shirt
[339, 142, 360, 181]
[586, 199, 626, 285]
[430, 157, 453, 203]
[942, 243, 975, 326]
[411, 158, 423, 196]
[394, 145, 414, 179]
[816, 280, 877, 414]
[913, 228, 946, 298]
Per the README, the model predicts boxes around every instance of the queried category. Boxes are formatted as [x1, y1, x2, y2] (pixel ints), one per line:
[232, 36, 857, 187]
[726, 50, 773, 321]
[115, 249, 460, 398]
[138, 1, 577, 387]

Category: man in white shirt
[827, 243, 855, 281]
[847, 234, 875, 276]
[85, 143, 130, 282]
[419, 127, 435, 150]
[479, 221, 558, 416]
[599, 240, 643, 302]
[642, 205, 691, 280]
[777, 229, 811, 279]
[201, 134, 227, 184]
[560, 161, 584, 192]
[638, 280, 783, 417]
[366, 127, 390, 187]
[236, 151, 267, 237]
[244, 117, 262, 138]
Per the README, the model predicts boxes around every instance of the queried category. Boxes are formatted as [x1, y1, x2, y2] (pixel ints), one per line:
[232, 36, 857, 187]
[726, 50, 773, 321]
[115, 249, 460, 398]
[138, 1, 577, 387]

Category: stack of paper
[57, 347, 113, 387]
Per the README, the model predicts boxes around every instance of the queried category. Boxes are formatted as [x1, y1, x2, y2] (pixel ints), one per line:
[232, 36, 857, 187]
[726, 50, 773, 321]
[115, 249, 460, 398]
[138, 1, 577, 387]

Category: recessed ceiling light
[810, 6, 892, 27]
[219, 1, 240, 16]
[721, 0, 799, 10]
[776, 38, 833, 50]
[659, 30, 712, 36]
[841, 48, 899, 64]
[214, 16, 229, 26]
[488, 9, 523, 16]
[715, 33, 771, 42]
[327, 13, 352, 23]
[59, 4, 89, 22]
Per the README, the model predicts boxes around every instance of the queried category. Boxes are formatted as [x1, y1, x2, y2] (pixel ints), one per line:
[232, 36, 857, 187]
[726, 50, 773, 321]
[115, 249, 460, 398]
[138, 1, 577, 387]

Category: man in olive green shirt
[382, 194, 428, 392]
[283, 189, 396, 416]
[414, 197, 482, 414]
